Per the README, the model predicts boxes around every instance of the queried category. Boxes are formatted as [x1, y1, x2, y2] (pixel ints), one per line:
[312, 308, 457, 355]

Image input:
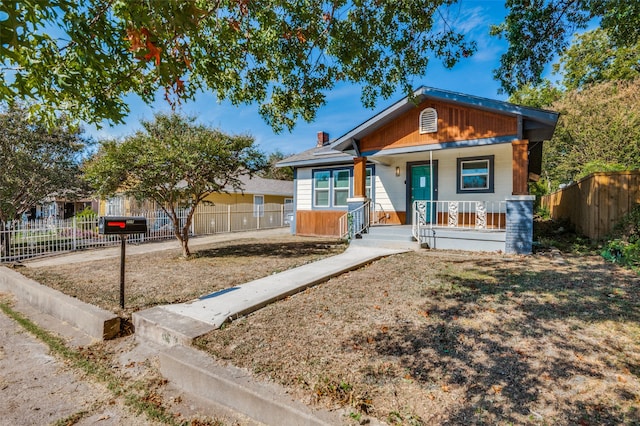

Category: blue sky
[85, 2, 512, 155]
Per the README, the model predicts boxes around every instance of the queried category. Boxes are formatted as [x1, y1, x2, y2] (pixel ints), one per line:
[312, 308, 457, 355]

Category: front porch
[343, 197, 533, 254]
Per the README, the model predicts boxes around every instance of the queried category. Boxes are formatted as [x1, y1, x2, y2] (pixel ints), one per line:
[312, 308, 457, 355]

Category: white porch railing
[370, 202, 388, 225]
[0, 203, 288, 263]
[339, 200, 371, 240]
[412, 200, 506, 241]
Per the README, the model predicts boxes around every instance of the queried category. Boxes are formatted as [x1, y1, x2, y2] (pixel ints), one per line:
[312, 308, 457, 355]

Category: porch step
[351, 225, 420, 250]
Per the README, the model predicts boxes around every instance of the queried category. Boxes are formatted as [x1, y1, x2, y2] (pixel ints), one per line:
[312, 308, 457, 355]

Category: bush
[601, 204, 640, 270]
[75, 207, 97, 219]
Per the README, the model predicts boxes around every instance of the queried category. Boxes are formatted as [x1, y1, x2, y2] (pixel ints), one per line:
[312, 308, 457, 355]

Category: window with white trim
[457, 155, 494, 193]
[284, 198, 294, 217]
[419, 107, 438, 134]
[313, 170, 330, 207]
[253, 195, 264, 217]
[312, 169, 352, 208]
[333, 170, 350, 207]
[106, 196, 124, 215]
[365, 168, 372, 199]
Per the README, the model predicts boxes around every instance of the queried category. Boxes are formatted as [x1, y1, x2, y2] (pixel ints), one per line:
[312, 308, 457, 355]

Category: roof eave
[276, 155, 354, 168]
[330, 86, 560, 151]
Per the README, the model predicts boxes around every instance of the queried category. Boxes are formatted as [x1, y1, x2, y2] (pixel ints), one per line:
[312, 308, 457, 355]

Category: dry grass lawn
[18, 235, 346, 315]
[16, 233, 640, 425]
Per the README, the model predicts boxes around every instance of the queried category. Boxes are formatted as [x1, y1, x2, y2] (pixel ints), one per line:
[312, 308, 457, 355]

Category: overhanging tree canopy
[1, 0, 476, 131]
[493, 0, 640, 94]
[83, 112, 267, 257]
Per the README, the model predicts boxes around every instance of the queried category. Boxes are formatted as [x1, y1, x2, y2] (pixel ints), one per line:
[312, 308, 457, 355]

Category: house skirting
[419, 228, 506, 252]
[296, 210, 345, 237]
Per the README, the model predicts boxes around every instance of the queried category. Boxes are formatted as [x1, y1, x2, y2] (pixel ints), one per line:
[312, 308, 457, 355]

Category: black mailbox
[98, 216, 147, 235]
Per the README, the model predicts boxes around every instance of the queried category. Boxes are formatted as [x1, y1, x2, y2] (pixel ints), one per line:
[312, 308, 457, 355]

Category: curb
[0, 266, 120, 340]
[133, 306, 215, 347]
[160, 345, 346, 426]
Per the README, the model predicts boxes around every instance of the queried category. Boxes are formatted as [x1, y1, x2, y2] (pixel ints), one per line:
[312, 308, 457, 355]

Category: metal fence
[0, 203, 289, 263]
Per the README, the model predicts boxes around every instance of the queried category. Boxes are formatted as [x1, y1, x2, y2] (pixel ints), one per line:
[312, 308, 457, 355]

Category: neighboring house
[98, 174, 294, 217]
[277, 86, 559, 254]
[203, 174, 294, 216]
[26, 192, 98, 220]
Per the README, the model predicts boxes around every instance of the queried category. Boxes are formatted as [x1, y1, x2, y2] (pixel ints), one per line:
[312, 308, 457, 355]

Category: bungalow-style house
[277, 87, 559, 254]
[99, 174, 293, 217]
[98, 175, 293, 233]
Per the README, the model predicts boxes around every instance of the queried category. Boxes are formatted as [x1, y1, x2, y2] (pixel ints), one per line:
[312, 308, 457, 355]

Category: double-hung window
[313, 171, 331, 207]
[333, 170, 350, 207]
[365, 168, 373, 199]
[253, 195, 264, 217]
[313, 169, 351, 208]
[106, 196, 125, 215]
[457, 155, 494, 193]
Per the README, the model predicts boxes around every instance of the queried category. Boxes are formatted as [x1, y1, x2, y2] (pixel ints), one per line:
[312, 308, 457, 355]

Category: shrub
[75, 207, 97, 219]
[601, 204, 640, 270]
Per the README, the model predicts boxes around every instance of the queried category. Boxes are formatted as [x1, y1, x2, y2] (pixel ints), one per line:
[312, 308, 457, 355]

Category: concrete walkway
[133, 244, 407, 346]
[22, 226, 409, 345]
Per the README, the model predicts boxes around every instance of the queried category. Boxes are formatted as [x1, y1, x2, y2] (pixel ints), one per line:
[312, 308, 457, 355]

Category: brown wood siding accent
[374, 211, 405, 225]
[540, 171, 640, 239]
[512, 140, 529, 195]
[296, 210, 345, 237]
[360, 100, 518, 152]
[353, 157, 367, 198]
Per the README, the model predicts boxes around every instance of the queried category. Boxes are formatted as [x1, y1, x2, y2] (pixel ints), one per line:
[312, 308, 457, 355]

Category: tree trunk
[180, 206, 198, 259]
[181, 234, 191, 258]
[0, 221, 8, 260]
[168, 203, 197, 258]
[171, 220, 192, 258]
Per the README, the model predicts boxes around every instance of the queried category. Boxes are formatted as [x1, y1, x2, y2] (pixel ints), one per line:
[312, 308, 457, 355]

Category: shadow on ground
[195, 240, 345, 259]
[350, 257, 640, 424]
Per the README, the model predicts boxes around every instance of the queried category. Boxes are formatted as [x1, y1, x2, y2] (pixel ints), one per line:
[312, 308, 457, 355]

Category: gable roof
[331, 86, 559, 152]
[277, 86, 559, 168]
[225, 174, 293, 196]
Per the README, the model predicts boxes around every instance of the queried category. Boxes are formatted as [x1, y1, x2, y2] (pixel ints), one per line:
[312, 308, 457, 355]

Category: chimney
[316, 131, 329, 147]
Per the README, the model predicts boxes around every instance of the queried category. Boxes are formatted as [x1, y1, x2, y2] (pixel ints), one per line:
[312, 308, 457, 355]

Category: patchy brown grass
[18, 235, 346, 316]
[15, 233, 640, 425]
[195, 250, 640, 425]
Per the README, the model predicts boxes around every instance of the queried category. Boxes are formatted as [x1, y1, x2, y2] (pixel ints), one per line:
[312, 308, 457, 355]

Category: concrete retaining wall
[0, 266, 120, 340]
[160, 345, 345, 426]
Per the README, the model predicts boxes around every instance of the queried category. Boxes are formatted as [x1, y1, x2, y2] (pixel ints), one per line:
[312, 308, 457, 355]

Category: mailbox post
[98, 217, 147, 309]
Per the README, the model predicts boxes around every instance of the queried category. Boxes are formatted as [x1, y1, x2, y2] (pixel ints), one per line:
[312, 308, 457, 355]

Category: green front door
[408, 163, 434, 224]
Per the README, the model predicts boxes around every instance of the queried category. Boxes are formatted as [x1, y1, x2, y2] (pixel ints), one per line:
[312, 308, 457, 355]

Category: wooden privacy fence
[540, 171, 640, 240]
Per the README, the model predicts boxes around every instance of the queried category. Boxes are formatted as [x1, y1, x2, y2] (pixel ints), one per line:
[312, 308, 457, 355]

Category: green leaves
[83, 112, 267, 256]
[543, 79, 640, 188]
[494, 0, 640, 95]
[556, 29, 640, 91]
[0, 106, 87, 222]
[1, 0, 473, 131]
